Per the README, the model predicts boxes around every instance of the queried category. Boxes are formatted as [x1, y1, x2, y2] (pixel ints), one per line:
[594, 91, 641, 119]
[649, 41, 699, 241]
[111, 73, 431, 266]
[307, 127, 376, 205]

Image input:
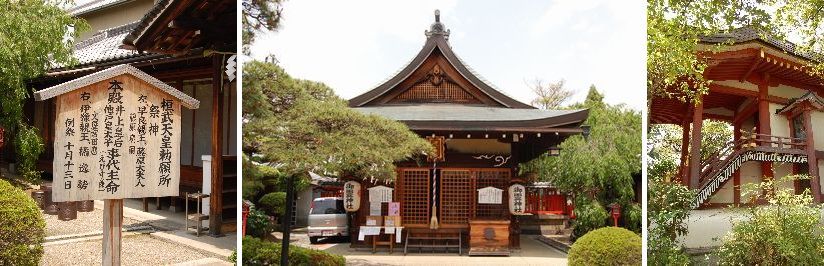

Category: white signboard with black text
[477, 186, 503, 204]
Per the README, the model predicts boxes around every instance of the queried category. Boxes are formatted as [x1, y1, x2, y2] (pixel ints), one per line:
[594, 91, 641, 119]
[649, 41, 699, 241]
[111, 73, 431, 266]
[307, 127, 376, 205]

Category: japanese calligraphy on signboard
[368, 185, 394, 203]
[343, 181, 361, 212]
[477, 186, 503, 204]
[508, 184, 526, 215]
[34, 65, 199, 202]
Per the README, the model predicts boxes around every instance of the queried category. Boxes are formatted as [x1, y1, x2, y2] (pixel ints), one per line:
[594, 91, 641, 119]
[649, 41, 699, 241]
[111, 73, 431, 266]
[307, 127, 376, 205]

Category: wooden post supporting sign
[102, 199, 123, 266]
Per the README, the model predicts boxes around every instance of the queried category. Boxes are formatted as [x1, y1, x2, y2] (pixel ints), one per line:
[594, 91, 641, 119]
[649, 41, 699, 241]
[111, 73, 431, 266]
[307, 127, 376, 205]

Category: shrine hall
[343, 11, 589, 255]
[649, 27, 824, 208]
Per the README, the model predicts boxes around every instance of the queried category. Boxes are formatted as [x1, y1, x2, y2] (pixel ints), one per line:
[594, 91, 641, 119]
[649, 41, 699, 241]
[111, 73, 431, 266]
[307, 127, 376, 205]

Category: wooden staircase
[692, 134, 807, 208]
[221, 156, 238, 232]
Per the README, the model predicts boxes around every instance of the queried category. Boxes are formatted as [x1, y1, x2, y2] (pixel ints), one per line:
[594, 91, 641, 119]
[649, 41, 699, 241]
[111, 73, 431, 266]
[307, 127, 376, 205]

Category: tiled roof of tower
[701, 26, 822, 62]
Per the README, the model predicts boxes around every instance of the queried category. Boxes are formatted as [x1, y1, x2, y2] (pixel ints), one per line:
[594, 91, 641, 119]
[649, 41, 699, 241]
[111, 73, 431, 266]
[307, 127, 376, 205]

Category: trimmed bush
[246, 209, 274, 237]
[258, 192, 286, 216]
[569, 227, 641, 266]
[242, 236, 345, 265]
[0, 179, 46, 265]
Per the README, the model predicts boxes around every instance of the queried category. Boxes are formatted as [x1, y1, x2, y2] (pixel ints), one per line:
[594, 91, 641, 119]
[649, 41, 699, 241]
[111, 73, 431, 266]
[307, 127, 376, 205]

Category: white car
[307, 197, 348, 244]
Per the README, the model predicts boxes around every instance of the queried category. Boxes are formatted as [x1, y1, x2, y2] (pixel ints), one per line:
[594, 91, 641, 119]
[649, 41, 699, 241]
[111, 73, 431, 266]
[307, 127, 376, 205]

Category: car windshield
[311, 199, 345, 214]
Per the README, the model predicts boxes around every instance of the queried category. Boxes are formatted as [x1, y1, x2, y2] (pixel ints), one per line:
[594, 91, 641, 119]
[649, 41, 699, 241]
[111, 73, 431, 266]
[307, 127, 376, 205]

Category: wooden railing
[693, 133, 808, 208]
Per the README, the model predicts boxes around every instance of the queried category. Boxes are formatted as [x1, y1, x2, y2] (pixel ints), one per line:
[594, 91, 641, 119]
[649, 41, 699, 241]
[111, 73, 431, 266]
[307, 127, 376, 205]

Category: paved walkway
[40, 199, 234, 265]
[299, 233, 567, 266]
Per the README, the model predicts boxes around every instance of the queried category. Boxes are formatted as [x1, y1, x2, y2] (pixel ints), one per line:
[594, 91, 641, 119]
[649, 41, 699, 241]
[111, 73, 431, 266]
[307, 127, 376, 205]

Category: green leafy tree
[242, 61, 432, 181]
[0, 0, 87, 184]
[648, 0, 824, 104]
[242, 60, 432, 264]
[521, 86, 641, 236]
[715, 174, 824, 265]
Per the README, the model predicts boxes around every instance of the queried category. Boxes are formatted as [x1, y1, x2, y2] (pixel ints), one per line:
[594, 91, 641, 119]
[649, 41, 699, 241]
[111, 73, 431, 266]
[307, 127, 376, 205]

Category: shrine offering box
[384, 216, 402, 227]
[365, 216, 383, 226]
[468, 219, 511, 256]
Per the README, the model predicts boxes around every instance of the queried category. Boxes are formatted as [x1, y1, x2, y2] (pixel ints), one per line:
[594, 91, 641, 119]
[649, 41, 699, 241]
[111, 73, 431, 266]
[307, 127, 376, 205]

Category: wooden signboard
[368, 185, 394, 203]
[34, 65, 199, 266]
[478, 186, 503, 204]
[35, 65, 199, 202]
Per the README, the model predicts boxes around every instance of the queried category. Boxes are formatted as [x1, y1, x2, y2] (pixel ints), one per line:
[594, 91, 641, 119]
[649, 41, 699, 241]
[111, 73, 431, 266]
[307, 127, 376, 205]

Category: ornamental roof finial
[426, 9, 450, 39]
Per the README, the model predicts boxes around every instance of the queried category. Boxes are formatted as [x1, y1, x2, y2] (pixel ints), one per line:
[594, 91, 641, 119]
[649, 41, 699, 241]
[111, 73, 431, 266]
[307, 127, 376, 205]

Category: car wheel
[309, 236, 319, 244]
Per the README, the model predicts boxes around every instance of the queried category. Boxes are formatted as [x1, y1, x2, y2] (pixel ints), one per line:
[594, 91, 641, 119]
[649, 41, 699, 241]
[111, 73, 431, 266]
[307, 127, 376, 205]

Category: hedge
[242, 236, 345, 265]
[0, 179, 46, 265]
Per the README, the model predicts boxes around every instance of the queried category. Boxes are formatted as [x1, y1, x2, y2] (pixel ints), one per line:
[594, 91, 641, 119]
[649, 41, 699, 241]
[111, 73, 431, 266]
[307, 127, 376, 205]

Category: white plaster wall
[773, 163, 795, 190]
[770, 103, 791, 139]
[739, 161, 763, 197]
[709, 178, 734, 204]
[178, 82, 238, 167]
[76, 0, 156, 41]
[769, 84, 807, 100]
[813, 111, 824, 151]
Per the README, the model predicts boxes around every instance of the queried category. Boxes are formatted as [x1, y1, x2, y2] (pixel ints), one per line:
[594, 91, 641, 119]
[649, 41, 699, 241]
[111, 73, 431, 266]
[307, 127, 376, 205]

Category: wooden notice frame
[34, 64, 199, 266]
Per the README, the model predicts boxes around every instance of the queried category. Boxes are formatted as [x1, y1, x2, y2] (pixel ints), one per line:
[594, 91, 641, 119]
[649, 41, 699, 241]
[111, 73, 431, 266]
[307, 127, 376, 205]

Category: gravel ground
[43, 208, 146, 237]
[41, 234, 223, 265]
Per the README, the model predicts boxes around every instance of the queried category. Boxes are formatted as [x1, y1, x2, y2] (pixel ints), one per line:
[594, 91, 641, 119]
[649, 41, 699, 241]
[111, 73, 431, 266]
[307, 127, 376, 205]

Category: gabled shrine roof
[356, 104, 588, 131]
[348, 11, 533, 109]
[34, 64, 200, 109]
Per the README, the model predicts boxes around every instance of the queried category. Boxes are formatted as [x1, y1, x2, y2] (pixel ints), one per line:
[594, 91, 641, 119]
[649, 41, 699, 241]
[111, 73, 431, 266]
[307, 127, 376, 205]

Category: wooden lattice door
[398, 169, 430, 226]
[440, 170, 472, 226]
[473, 169, 510, 219]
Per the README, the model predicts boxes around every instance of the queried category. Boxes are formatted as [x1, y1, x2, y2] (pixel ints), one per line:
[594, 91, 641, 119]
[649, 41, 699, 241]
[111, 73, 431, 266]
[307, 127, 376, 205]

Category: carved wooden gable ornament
[34, 64, 199, 202]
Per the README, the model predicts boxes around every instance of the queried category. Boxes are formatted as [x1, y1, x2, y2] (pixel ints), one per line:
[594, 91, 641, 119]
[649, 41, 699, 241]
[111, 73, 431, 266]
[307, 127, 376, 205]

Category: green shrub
[572, 196, 608, 238]
[647, 175, 694, 265]
[568, 227, 641, 266]
[258, 192, 286, 216]
[242, 236, 345, 265]
[0, 178, 46, 265]
[246, 209, 274, 237]
[623, 203, 642, 233]
[715, 175, 824, 265]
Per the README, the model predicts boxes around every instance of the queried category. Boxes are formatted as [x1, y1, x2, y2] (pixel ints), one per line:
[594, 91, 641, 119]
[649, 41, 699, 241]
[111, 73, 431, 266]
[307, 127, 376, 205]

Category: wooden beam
[208, 55, 224, 236]
[740, 50, 764, 82]
[708, 84, 757, 98]
[758, 74, 774, 184]
[733, 99, 758, 125]
[733, 122, 742, 205]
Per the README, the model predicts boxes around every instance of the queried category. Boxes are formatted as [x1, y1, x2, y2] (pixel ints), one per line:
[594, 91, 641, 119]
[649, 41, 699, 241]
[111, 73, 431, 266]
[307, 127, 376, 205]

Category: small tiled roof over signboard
[34, 64, 199, 109]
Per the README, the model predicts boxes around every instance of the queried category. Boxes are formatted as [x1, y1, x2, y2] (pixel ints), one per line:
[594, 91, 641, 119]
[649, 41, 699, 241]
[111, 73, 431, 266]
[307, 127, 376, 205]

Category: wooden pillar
[733, 122, 742, 205]
[802, 110, 822, 203]
[758, 75, 773, 182]
[679, 119, 691, 184]
[209, 55, 225, 236]
[688, 99, 704, 189]
[102, 199, 123, 266]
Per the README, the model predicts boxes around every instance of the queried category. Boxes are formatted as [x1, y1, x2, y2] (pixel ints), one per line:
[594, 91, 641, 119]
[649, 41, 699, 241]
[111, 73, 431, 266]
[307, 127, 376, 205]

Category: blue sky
[250, 0, 646, 110]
